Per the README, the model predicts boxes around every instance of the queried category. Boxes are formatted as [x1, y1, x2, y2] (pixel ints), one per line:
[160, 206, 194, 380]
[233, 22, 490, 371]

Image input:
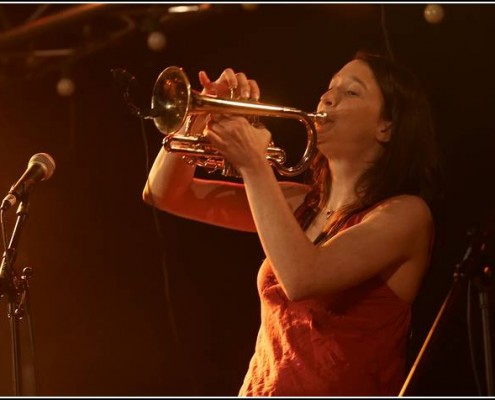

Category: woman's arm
[142, 110, 256, 232]
[143, 145, 310, 233]
[207, 115, 434, 303]
[244, 163, 433, 302]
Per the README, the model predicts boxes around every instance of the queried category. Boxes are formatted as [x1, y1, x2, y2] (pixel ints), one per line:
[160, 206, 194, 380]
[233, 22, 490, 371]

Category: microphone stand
[400, 222, 495, 396]
[473, 246, 494, 395]
[0, 197, 34, 396]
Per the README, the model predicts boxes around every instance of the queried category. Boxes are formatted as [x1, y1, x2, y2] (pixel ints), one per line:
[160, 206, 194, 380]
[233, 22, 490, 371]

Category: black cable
[113, 68, 181, 342]
[114, 66, 200, 393]
[139, 118, 181, 343]
[138, 117, 200, 395]
[1, 209, 8, 252]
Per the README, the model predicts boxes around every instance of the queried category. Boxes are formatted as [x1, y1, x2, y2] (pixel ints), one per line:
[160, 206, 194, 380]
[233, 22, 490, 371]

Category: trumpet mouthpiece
[309, 112, 329, 125]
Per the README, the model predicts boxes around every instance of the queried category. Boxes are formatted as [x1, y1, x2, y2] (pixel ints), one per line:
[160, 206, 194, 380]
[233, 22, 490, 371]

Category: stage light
[424, 4, 445, 24]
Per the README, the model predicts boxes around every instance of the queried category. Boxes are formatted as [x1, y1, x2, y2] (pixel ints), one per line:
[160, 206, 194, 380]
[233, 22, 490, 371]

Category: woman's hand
[199, 68, 260, 100]
[198, 68, 268, 174]
[206, 114, 272, 175]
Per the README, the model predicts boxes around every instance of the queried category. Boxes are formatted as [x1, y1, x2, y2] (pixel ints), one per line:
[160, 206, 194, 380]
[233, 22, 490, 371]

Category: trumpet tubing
[151, 66, 325, 177]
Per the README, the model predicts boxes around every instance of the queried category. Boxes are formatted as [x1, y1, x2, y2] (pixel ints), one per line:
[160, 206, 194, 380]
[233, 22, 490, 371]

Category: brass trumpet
[151, 66, 327, 177]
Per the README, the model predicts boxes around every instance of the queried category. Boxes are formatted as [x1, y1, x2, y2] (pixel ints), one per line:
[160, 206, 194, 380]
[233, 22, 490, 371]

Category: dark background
[0, 3, 494, 396]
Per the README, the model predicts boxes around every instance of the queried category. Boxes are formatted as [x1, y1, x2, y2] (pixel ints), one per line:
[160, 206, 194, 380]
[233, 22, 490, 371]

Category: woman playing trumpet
[143, 50, 443, 396]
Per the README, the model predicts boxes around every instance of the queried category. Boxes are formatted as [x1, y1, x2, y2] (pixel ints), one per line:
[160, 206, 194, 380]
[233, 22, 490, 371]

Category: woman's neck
[326, 158, 368, 211]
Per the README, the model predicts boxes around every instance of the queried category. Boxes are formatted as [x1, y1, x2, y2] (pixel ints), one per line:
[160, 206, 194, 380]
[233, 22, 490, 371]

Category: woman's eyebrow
[329, 74, 368, 90]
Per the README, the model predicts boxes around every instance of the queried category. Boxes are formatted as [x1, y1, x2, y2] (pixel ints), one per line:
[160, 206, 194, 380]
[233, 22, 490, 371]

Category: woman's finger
[199, 70, 211, 87]
[205, 128, 226, 150]
[219, 68, 238, 91]
[248, 80, 261, 101]
[235, 72, 250, 99]
[199, 70, 217, 95]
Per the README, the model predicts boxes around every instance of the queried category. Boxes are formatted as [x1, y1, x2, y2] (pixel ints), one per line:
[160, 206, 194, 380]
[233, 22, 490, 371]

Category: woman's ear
[376, 121, 392, 143]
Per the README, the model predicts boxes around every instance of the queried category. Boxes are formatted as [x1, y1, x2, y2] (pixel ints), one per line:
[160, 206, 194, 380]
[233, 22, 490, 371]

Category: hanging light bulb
[241, 4, 259, 11]
[424, 4, 445, 24]
[56, 77, 75, 97]
[147, 30, 167, 52]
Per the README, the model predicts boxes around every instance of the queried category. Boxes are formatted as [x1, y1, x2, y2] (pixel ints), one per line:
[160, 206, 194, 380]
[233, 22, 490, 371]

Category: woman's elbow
[142, 185, 168, 210]
[142, 184, 155, 206]
[142, 190, 152, 206]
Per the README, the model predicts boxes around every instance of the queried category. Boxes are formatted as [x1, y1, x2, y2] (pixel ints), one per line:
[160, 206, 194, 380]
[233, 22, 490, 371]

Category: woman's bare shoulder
[362, 194, 434, 246]
[367, 194, 433, 221]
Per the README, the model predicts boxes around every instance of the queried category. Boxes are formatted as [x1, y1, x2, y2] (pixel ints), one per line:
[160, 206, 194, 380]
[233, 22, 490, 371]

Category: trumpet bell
[152, 66, 192, 134]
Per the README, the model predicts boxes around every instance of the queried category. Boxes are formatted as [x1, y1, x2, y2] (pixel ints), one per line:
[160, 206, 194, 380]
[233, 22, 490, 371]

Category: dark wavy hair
[296, 50, 444, 237]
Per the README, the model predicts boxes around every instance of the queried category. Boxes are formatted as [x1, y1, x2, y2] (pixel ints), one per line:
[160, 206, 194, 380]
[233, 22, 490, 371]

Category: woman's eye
[346, 90, 358, 96]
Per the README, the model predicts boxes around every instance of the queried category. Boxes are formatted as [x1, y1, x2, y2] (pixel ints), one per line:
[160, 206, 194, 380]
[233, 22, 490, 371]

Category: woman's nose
[320, 90, 334, 106]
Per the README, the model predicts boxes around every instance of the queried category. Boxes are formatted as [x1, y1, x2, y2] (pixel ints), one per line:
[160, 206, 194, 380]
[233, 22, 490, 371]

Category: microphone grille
[29, 153, 56, 180]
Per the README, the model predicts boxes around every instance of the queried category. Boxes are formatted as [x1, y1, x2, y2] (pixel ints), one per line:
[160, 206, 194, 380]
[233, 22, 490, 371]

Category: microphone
[111, 68, 138, 90]
[1, 153, 56, 211]
[111, 68, 160, 119]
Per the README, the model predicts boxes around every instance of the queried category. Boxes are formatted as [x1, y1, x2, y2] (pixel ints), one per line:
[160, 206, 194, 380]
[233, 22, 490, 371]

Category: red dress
[238, 209, 411, 396]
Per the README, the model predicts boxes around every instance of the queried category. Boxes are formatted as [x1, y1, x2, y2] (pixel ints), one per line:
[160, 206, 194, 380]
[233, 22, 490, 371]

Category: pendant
[325, 209, 335, 219]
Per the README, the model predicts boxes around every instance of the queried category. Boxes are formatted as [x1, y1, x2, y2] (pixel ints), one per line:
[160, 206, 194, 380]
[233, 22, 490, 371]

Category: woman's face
[316, 59, 391, 159]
